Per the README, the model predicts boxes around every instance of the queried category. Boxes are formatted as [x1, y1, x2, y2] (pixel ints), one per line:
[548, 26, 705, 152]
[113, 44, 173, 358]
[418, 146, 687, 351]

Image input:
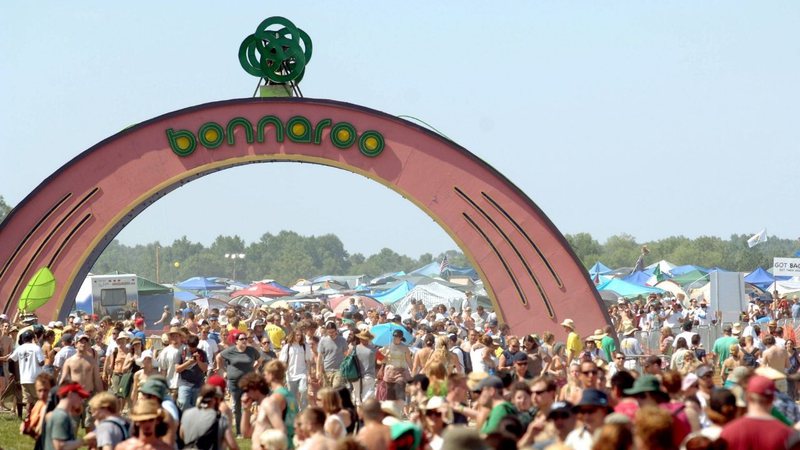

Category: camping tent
[671, 270, 709, 287]
[646, 260, 676, 276]
[588, 262, 613, 277]
[231, 282, 293, 298]
[390, 282, 468, 316]
[669, 265, 709, 276]
[654, 280, 687, 300]
[177, 277, 226, 291]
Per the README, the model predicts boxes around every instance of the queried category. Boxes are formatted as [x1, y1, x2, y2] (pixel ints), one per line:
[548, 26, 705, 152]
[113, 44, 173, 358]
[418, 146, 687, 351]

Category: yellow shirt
[266, 323, 286, 350]
[566, 331, 583, 357]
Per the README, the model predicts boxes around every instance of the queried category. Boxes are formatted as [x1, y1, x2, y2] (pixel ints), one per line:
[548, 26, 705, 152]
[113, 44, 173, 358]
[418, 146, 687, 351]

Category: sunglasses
[237, 337, 247, 341]
[425, 410, 442, 418]
[581, 370, 598, 375]
[531, 388, 552, 395]
[515, 361, 528, 365]
[549, 412, 571, 420]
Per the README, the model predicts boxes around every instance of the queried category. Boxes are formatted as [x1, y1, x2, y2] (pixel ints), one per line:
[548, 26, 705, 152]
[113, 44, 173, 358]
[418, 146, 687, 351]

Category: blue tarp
[264, 281, 297, 295]
[744, 267, 775, 288]
[370, 281, 413, 305]
[595, 278, 664, 298]
[588, 262, 613, 276]
[623, 271, 652, 286]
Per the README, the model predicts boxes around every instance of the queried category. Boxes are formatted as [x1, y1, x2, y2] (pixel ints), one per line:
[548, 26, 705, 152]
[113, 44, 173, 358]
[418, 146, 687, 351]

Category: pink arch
[0, 98, 610, 337]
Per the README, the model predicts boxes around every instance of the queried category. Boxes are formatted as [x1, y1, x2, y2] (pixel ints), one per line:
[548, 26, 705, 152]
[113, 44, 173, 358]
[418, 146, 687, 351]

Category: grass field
[0, 412, 252, 450]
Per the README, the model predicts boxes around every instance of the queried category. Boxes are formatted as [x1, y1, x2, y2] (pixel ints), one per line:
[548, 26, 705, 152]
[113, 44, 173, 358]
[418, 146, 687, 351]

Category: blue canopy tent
[588, 262, 613, 277]
[744, 267, 776, 290]
[370, 281, 413, 306]
[177, 277, 227, 291]
[174, 291, 199, 302]
[623, 271, 652, 286]
[595, 278, 664, 299]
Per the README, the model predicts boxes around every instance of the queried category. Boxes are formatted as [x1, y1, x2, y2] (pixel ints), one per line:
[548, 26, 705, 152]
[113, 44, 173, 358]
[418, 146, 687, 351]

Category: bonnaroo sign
[0, 98, 611, 336]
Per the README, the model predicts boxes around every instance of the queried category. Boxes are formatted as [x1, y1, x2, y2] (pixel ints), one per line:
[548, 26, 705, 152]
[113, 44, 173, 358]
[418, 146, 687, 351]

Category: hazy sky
[2, 2, 799, 259]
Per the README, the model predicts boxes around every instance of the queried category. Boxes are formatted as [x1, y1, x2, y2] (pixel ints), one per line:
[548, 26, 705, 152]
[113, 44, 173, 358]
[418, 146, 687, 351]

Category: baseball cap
[134, 317, 145, 327]
[58, 382, 90, 399]
[512, 353, 528, 364]
[547, 401, 574, 419]
[746, 375, 775, 397]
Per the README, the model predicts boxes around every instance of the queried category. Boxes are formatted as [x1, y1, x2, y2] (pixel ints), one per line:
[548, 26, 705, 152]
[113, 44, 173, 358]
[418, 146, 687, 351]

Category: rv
[75, 274, 139, 320]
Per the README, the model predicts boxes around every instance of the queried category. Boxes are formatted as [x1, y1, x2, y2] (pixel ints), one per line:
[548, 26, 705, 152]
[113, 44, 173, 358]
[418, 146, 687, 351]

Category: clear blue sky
[2, 2, 799, 258]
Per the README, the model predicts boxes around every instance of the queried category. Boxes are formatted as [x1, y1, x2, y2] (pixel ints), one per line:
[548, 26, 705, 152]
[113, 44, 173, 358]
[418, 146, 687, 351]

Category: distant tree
[602, 234, 641, 269]
[565, 233, 602, 267]
[0, 196, 11, 223]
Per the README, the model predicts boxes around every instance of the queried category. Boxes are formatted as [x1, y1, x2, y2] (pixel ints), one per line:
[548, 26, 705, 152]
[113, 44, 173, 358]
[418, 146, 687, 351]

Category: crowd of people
[1, 291, 800, 449]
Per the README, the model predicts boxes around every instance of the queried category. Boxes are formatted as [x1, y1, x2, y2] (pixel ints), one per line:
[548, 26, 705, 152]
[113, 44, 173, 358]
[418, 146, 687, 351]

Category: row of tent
[590, 259, 800, 302]
[170, 260, 487, 316]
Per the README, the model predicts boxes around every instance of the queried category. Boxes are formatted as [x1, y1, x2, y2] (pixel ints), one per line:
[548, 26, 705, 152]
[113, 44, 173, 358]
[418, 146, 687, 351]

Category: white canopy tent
[391, 282, 467, 317]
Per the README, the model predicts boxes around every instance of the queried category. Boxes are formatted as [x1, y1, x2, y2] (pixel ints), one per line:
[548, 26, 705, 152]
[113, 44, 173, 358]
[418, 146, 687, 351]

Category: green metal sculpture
[239, 17, 312, 85]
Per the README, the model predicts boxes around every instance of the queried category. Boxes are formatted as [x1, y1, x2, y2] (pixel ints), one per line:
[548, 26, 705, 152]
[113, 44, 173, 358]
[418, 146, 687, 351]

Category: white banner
[773, 257, 800, 277]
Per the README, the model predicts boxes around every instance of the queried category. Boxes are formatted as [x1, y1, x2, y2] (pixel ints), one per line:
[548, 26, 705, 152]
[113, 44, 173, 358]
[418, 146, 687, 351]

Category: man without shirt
[242, 360, 298, 450]
[761, 334, 789, 393]
[356, 399, 392, 450]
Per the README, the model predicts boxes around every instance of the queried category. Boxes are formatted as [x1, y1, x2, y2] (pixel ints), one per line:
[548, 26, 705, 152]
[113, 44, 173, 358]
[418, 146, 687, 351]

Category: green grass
[0, 412, 252, 450]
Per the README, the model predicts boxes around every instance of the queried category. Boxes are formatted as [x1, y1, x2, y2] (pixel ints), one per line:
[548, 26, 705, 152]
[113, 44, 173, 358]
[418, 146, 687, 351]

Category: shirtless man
[762, 335, 789, 392]
[242, 360, 298, 450]
[297, 407, 336, 450]
[356, 399, 392, 450]
[62, 335, 103, 429]
[0, 322, 13, 396]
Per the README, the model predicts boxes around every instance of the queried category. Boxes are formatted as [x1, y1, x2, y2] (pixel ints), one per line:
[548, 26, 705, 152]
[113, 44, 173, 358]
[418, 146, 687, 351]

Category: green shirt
[712, 336, 739, 367]
[481, 401, 518, 434]
[600, 336, 617, 361]
[44, 407, 75, 450]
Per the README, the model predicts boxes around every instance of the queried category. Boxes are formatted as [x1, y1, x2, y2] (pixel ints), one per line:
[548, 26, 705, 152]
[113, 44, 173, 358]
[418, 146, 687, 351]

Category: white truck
[75, 274, 139, 320]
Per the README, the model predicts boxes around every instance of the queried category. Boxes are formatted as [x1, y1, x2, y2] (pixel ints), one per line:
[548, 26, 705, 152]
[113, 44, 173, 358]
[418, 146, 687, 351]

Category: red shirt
[720, 416, 794, 450]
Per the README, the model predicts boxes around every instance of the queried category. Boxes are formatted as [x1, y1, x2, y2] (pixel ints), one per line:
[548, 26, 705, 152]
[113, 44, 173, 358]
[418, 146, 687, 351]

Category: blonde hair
[318, 388, 342, 415]
[264, 360, 287, 383]
[259, 429, 287, 450]
[88, 391, 119, 414]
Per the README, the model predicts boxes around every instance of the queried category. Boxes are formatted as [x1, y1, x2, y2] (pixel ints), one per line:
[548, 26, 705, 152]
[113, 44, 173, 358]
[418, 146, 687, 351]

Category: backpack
[340, 347, 362, 382]
[453, 346, 472, 374]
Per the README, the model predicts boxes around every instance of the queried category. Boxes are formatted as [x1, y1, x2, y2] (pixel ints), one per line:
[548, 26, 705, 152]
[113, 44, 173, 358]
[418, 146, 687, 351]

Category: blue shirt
[792, 303, 800, 319]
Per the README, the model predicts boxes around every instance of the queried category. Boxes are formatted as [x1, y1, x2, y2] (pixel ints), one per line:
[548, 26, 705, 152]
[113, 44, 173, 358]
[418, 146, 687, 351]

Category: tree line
[1, 195, 796, 285]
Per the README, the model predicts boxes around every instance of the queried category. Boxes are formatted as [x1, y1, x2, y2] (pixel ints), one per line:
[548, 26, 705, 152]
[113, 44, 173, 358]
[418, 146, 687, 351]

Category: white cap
[0, 314, 7, 321]
[54, 321, 64, 328]
[135, 349, 154, 365]
[48, 321, 56, 328]
[169, 318, 181, 326]
[73, 317, 83, 325]
[387, 313, 396, 320]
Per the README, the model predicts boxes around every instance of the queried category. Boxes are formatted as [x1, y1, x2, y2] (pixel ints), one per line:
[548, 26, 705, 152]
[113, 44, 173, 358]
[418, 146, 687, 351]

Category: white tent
[767, 279, 800, 296]
[391, 282, 467, 317]
[646, 260, 676, 276]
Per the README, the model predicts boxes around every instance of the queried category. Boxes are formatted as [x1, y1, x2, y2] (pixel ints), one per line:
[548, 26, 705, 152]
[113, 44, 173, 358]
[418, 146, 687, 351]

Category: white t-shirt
[157, 345, 183, 389]
[279, 343, 313, 381]
[53, 346, 77, 369]
[674, 331, 698, 348]
[10, 343, 45, 383]
[198, 339, 219, 370]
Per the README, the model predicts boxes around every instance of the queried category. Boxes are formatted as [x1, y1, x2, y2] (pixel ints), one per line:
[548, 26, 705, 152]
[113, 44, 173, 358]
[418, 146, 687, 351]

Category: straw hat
[356, 329, 374, 341]
[167, 326, 185, 337]
[731, 323, 743, 335]
[588, 328, 607, 341]
[560, 319, 575, 330]
[622, 324, 639, 336]
[130, 399, 165, 422]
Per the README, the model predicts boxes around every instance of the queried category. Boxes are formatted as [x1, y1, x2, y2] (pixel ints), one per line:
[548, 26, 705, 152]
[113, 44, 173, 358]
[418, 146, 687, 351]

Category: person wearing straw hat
[619, 324, 643, 372]
[352, 328, 377, 406]
[116, 398, 171, 450]
[561, 319, 582, 366]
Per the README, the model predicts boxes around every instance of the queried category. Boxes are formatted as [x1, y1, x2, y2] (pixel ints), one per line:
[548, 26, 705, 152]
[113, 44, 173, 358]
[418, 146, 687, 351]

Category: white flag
[747, 229, 768, 248]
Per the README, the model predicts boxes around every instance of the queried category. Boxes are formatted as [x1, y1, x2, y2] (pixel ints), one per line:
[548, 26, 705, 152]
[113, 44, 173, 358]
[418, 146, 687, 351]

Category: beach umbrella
[370, 323, 413, 347]
[18, 267, 56, 312]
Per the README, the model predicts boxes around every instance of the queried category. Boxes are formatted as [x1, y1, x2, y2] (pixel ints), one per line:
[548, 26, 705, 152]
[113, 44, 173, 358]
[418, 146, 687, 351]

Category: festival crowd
[1, 290, 800, 449]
